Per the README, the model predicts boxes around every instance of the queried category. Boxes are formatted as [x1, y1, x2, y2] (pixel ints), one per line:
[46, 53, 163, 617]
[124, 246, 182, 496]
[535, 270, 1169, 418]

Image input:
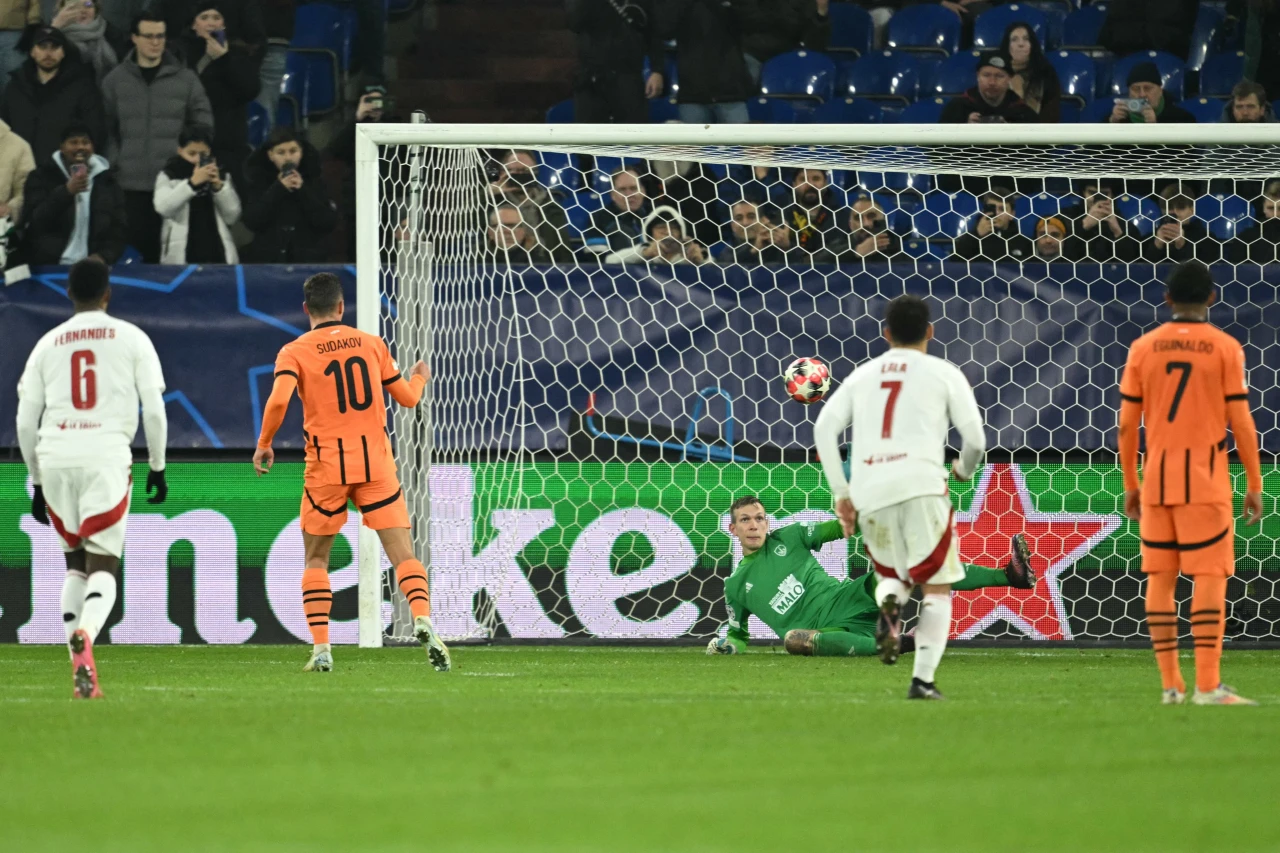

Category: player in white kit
[15, 259, 169, 699]
[814, 295, 986, 700]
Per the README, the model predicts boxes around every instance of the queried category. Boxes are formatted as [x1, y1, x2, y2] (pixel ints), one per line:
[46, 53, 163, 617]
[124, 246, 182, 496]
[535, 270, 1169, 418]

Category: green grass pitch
[3, 645, 1278, 853]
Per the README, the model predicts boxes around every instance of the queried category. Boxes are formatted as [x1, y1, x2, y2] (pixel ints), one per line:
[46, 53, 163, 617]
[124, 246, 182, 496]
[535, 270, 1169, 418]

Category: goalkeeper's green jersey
[723, 520, 878, 649]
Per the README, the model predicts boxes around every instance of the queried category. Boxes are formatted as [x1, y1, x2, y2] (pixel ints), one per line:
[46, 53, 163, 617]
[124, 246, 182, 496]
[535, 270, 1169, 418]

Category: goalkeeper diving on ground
[707, 495, 1034, 658]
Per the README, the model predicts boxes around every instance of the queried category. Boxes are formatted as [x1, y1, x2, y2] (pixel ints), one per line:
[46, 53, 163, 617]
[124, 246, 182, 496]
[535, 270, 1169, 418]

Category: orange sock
[396, 559, 431, 620]
[1190, 575, 1227, 693]
[301, 567, 332, 646]
[1145, 572, 1184, 692]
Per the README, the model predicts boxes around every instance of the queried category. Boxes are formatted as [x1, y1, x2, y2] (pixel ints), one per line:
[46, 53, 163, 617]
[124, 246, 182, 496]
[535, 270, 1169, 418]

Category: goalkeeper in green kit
[706, 496, 1034, 657]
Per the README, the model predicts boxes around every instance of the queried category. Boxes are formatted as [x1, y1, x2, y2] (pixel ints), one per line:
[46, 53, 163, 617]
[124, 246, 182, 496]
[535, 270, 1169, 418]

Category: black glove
[31, 485, 48, 525]
[146, 469, 168, 504]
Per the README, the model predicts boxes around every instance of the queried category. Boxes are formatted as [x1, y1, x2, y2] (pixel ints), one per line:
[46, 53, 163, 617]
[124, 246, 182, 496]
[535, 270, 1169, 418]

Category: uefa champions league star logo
[774, 544, 787, 557]
[951, 463, 1123, 641]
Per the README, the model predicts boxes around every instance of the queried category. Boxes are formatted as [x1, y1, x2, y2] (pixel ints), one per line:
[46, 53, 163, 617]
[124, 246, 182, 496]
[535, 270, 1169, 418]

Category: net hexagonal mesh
[366, 130, 1280, 646]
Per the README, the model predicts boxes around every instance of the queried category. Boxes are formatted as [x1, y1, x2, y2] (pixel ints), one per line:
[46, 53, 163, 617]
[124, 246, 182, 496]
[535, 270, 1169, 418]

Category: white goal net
[354, 123, 1280, 648]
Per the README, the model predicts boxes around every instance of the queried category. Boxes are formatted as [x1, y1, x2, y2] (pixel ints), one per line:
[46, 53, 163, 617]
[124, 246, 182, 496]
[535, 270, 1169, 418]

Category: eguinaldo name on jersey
[18, 311, 165, 470]
[839, 348, 981, 515]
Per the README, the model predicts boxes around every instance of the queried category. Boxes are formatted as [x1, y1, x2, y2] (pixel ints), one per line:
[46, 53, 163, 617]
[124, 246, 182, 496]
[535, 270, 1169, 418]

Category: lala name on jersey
[54, 327, 116, 346]
[882, 361, 907, 373]
[315, 336, 363, 354]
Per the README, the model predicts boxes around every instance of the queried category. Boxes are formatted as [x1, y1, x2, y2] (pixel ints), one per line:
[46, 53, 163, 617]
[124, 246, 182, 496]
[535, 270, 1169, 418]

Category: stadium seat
[590, 157, 645, 194]
[827, 3, 875, 57]
[840, 52, 920, 104]
[546, 98, 574, 123]
[886, 5, 962, 56]
[665, 54, 679, 99]
[1047, 50, 1095, 106]
[1180, 96, 1227, 123]
[919, 50, 980, 98]
[1113, 193, 1163, 236]
[1199, 51, 1245, 97]
[1197, 194, 1251, 240]
[747, 96, 800, 122]
[1109, 51, 1184, 100]
[1058, 100, 1080, 122]
[1061, 5, 1106, 50]
[283, 49, 340, 117]
[853, 170, 932, 195]
[277, 94, 301, 128]
[292, 2, 358, 71]
[539, 152, 581, 192]
[811, 97, 883, 123]
[972, 4, 1051, 51]
[1080, 97, 1114, 123]
[648, 97, 679, 123]
[247, 101, 268, 149]
[1025, 0, 1074, 15]
[759, 50, 838, 101]
[912, 191, 979, 239]
[1186, 4, 1226, 72]
[898, 97, 947, 123]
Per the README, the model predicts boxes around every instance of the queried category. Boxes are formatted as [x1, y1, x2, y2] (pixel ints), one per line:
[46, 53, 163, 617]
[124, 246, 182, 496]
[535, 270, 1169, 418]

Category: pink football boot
[68, 629, 103, 699]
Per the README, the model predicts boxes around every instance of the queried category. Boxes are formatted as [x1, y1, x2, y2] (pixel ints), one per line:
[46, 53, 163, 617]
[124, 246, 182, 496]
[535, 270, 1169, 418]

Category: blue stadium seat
[282, 49, 340, 118]
[919, 50, 980, 98]
[811, 97, 883, 123]
[1197, 194, 1251, 240]
[886, 5, 962, 56]
[1025, 0, 1075, 15]
[1047, 50, 1095, 105]
[747, 96, 801, 122]
[972, 4, 1051, 50]
[277, 94, 300, 128]
[539, 152, 581, 192]
[648, 97, 679, 123]
[1080, 97, 1114, 122]
[840, 52, 920, 103]
[1200, 51, 1245, 97]
[590, 157, 645, 194]
[1180, 96, 1226, 123]
[827, 3, 875, 57]
[546, 98, 574, 123]
[853, 171, 932, 195]
[912, 191, 979, 239]
[898, 97, 947, 123]
[663, 53, 679, 99]
[1110, 51, 1184, 100]
[1186, 4, 1225, 72]
[1061, 5, 1105, 50]
[247, 101, 268, 149]
[1113, 193, 1163, 236]
[1058, 100, 1080, 122]
[292, 2, 358, 70]
[760, 50, 838, 101]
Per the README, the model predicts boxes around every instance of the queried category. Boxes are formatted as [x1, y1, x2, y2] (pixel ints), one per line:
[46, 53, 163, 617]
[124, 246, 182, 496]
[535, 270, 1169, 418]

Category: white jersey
[813, 347, 985, 515]
[16, 310, 166, 471]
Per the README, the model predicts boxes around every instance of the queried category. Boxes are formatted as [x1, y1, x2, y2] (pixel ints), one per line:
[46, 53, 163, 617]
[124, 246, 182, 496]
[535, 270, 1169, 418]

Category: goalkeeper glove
[706, 637, 738, 655]
[30, 485, 48, 525]
[146, 469, 168, 504]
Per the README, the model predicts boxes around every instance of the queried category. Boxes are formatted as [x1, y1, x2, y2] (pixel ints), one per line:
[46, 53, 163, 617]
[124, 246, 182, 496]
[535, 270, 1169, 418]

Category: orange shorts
[1140, 502, 1235, 577]
[300, 476, 410, 536]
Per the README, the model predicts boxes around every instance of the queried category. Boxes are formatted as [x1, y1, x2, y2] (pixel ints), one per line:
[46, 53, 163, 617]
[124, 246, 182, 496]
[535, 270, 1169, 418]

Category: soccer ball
[783, 357, 830, 404]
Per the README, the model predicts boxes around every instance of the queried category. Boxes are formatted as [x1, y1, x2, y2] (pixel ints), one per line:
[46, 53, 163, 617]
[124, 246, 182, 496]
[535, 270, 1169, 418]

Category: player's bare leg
[908, 582, 952, 701]
[301, 532, 335, 672]
[379, 527, 450, 672]
[873, 577, 908, 666]
[69, 552, 118, 699]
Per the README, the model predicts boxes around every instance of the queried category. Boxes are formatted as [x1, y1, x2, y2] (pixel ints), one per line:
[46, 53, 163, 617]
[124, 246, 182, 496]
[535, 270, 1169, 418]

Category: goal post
[355, 122, 1280, 648]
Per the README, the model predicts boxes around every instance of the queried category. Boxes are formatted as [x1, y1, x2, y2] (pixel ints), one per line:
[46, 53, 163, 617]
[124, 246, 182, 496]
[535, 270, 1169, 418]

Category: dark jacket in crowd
[566, 0, 664, 77]
[953, 220, 1035, 262]
[586, 199, 652, 252]
[152, 0, 266, 55]
[718, 237, 794, 266]
[656, 0, 755, 104]
[21, 156, 127, 264]
[0, 54, 106, 166]
[831, 228, 905, 264]
[261, 0, 297, 42]
[102, 50, 215, 192]
[490, 243, 555, 265]
[736, 0, 830, 62]
[782, 197, 842, 255]
[240, 138, 339, 263]
[176, 33, 260, 175]
[1098, 0, 1199, 60]
[1061, 211, 1142, 262]
[940, 88, 1040, 123]
[1229, 217, 1280, 264]
[1143, 217, 1221, 263]
[650, 162, 725, 248]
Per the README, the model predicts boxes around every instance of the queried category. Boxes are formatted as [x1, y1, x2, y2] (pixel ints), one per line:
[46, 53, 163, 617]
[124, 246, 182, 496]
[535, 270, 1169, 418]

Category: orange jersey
[1118, 320, 1255, 506]
[267, 321, 424, 485]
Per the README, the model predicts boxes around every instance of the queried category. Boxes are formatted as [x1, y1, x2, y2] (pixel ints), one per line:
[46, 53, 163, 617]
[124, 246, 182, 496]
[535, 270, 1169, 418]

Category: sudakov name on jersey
[315, 337, 363, 354]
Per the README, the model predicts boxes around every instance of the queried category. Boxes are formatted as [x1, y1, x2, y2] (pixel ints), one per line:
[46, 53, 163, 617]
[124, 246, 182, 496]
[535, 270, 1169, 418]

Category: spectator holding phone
[939, 51, 1039, 124]
[952, 189, 1034, 261]
[53, 0, 123, 83]
[1229, 180, 1280, 265]
[833, 196, 903, 263]
[1107, 62, 1195, 124]
[1062, 181, 1142, 262]
[177, 1, 258, 181]
[328, 86, 395, 260]
[153, 124, 239, 262]
[19, 122, 126, 263]
[718, 199, 797, 266]
[241, 126, 338, 262]
[1145, 191, 1218, 263]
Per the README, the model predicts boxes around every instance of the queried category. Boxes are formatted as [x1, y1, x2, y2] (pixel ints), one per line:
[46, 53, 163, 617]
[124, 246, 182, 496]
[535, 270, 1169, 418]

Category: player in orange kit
[253, 272, 450, 673]
[1118, 260, 1263, 705]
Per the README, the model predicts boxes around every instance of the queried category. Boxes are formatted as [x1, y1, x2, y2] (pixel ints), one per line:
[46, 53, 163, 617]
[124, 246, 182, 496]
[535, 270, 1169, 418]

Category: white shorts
[858, 493, 965, 586]
[41, 466, 132, 558]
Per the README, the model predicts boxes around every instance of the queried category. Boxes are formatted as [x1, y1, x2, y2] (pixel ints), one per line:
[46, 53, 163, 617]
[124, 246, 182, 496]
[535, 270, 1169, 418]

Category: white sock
[78, 572, 118, 643]
[61, 570, 88, 643]
[912, 591, 953, 684]
[875, 577, 908, 608]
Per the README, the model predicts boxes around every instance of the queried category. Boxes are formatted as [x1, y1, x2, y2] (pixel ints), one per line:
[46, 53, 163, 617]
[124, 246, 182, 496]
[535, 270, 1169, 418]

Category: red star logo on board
[951, 463, 1123, 641]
